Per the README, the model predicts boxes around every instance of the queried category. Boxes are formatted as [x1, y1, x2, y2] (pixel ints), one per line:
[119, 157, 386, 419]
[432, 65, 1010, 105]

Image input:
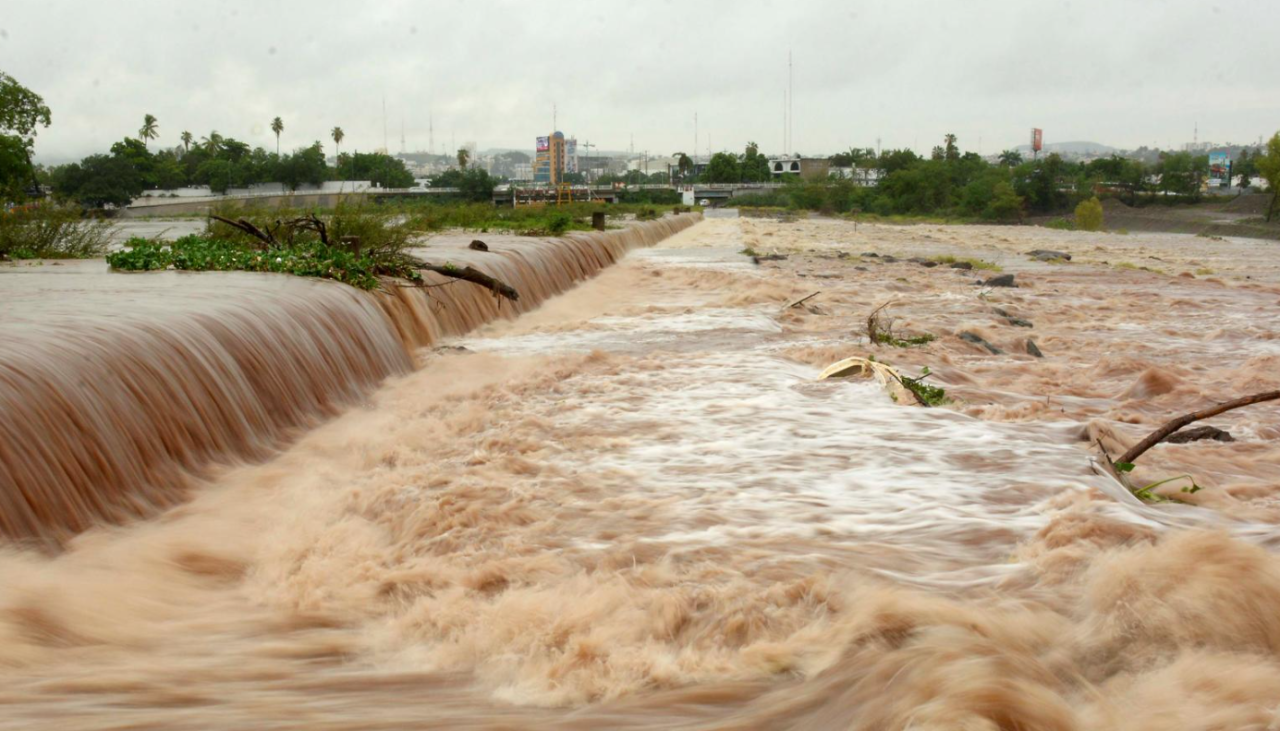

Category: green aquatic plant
[107, 235, 422, 291]
[896, 366, 949, 407]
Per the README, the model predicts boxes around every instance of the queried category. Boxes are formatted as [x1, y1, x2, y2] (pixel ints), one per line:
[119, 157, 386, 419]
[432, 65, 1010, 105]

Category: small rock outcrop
[983, 273, 1017, 288]
[959, 331, 1004, 354]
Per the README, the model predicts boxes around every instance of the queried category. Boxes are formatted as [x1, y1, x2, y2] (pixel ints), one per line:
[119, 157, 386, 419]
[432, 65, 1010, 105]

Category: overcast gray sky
[4, 0, 1278, 164]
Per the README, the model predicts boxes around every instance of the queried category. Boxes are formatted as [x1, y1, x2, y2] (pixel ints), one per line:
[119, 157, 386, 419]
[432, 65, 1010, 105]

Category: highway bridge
[122, 183, 786, 217]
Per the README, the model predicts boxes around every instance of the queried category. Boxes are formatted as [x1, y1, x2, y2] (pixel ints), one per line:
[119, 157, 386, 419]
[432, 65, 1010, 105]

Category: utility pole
[783, 89, 788, 156]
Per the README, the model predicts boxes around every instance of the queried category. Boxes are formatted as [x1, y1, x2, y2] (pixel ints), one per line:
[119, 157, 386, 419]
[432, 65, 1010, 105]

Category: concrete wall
[120, 192, 370, 218]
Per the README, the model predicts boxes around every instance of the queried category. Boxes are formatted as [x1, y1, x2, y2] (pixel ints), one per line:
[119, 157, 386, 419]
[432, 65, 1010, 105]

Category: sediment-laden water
[2, 215, 1280, 729]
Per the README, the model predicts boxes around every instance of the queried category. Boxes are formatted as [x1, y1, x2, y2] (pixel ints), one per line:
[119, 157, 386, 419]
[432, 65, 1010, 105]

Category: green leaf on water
[1114, 461, 1136, 473]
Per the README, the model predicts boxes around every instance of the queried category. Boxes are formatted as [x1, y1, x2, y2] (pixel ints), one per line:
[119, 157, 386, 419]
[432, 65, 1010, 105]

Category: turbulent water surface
[2, 216, 1280, 729]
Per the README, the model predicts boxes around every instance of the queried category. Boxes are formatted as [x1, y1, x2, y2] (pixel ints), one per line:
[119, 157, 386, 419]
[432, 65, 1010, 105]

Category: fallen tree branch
[209, 214, 275, 248]
[1117, 390, 1280, 465]
[404, 256, 520, 302]
[783, 291, 821, 310]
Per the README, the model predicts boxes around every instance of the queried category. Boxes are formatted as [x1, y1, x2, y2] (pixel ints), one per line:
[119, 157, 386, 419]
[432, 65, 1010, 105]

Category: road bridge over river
[121, 183, 786, 217]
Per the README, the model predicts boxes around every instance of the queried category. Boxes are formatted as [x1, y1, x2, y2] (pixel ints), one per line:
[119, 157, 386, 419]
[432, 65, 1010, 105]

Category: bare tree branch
[1117, 390, 1280, 465]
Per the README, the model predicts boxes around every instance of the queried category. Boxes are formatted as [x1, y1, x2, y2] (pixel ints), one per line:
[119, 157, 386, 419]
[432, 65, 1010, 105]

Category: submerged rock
[1164, 425, 1235, 444]
[1028, 249, 1070, 261]
[949, 261, 974, 270]
[959, 331, 1004, 354]
[984, 273, 1017, 287]
[1026, 339, 1044, 358]
[469, 240, 489, 251]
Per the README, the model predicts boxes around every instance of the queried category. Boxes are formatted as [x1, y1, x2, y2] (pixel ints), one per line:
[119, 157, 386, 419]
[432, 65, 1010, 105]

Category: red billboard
[536, 136, 549, 152]
[1031, 128, 1043, 153]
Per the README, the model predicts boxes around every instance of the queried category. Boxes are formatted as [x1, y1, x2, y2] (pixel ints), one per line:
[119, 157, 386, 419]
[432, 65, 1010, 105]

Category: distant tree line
[726, 133, 1280, 222]
[20, 106, 418, 208]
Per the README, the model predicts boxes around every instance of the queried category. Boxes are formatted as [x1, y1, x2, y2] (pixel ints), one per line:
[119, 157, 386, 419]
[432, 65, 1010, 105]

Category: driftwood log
[404, 256, 520, 302]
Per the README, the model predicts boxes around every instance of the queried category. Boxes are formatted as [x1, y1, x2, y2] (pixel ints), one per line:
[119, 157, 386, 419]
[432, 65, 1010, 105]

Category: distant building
[534, 132, 578, 185]
[770, 156, 830, 181]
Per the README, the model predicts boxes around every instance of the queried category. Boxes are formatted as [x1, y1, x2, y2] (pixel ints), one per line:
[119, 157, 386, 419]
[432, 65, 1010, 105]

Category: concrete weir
[0, 213, 700, 543]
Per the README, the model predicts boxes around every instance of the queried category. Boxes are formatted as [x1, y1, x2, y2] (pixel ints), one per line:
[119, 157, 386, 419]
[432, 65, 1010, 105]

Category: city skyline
[6, 0, 1279, 164]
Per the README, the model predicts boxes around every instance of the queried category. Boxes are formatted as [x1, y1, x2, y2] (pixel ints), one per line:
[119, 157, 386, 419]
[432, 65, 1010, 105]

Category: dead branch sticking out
[1116, 390, 1279, 466]
[406, 257, 520, 302]
[866, 300, 896, 345]
[293, 214, 329, 246]
[210, 214, 275, 248]
[784, 291, 821, 310]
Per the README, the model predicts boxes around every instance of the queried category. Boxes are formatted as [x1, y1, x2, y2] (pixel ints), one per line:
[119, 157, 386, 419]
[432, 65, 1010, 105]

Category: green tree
[1234, 147, 1256, 188]
[704, 151, 740, 183]
[52, 154, 142, 207]
[456, 146, 470, 170]
[139, 114, 158, 149]
[278, 142, 326, 190]
[1075, 196, 1104, 231]
[180, 130, 193, 154]
[344, 151, 415, 189]
[196, 158, 234, 194]
[270, 116, 284, 155]
[0, 72, 52, 201]
[740, 141, 770, 182]
[877, 148, 920, 175]
[998, 149, 1023, 167]
[674, 152, 693, 180]
[457, 168, 496, 201]
[944, 133, 959, 161]
[985, 181, 1024, 221]
[1258, 132, 1280, 222]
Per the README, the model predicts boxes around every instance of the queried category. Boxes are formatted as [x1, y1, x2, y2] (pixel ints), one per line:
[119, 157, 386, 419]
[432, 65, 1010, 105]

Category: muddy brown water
[2, 215, 1280, 729]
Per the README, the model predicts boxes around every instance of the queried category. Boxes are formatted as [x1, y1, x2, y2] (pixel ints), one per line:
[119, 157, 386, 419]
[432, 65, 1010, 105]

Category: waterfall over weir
[0, 214, 700, 544]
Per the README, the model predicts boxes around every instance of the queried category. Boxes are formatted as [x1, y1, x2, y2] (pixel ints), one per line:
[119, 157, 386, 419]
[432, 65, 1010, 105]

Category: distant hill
[1012, 140, 1116, 156]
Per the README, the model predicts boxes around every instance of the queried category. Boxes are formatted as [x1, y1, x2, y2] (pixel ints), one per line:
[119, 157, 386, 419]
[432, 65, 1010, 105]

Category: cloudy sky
[4, 0, 1278, 164]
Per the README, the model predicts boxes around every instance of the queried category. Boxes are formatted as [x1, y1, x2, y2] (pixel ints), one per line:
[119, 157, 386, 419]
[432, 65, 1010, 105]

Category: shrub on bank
[1075, 196, 1105, 231]
[0, 204, 113, 259]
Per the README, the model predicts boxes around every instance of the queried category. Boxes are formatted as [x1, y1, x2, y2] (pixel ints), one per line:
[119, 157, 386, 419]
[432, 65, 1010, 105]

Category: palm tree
[998, 149, 1023, 168]
[180, 130, 193, 154]
[675, 152, 693, 179]
[331, 126, 344, 177]
[139, 114, 159, 148]
[271, 116, 284, 155]
[201, 131, 224, 156]
[943, 133, 958, 161]
[456, 147, 470, 170]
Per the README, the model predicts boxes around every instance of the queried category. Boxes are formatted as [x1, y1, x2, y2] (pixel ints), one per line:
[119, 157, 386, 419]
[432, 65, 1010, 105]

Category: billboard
[536, 136, 549, 152]
[1030, 128, 1043, 152]
[1209, 151, 1229, 181]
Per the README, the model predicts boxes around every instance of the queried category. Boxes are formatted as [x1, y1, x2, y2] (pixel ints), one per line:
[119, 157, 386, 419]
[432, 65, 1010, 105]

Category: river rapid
[2, 216, 1280, 729]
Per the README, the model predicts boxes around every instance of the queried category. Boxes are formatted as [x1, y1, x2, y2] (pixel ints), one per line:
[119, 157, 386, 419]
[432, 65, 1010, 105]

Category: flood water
[3, 216, 1280, 729]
